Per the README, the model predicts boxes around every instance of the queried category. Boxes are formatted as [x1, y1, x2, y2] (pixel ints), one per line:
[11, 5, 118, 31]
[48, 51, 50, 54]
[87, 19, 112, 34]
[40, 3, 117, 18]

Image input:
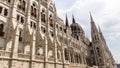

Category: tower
[90, 13, 106, 67]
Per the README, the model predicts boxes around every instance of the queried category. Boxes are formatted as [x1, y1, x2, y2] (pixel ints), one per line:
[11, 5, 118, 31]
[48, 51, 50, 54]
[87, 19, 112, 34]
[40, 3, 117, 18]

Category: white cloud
[55, 0, 120, 63]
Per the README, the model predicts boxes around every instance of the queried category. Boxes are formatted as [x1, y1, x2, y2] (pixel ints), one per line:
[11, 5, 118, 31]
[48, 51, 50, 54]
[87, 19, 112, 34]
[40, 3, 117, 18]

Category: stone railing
[0, 50, 11, 58]
[57, 59, 62, 62]
[48, 57, 54, 61]
[35, 55, 44, 60]
[18, 53, 30, 59]
[65, 60, 69, 63]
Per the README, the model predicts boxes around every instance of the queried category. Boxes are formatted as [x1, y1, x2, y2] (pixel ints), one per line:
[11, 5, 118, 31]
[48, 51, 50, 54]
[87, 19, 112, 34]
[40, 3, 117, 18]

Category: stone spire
[98, 26, 106, 44]
[90, 13, 99, 33]
[65, 14, 69, 27]
[72, 14, 76, 23]
[90, 13, 101, 44]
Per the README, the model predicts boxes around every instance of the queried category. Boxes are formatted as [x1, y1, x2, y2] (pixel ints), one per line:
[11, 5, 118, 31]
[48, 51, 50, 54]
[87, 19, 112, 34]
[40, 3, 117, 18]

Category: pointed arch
[31, 1, 38, 18]
[41, 9, 46, 23]
[17, 0, 26, 11]
[0, 21, 5, 37]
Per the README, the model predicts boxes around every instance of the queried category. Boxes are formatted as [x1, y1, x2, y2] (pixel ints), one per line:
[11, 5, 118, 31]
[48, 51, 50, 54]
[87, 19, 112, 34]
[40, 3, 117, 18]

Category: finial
[72, 14, 76, 23]
[65, 13, 69, 27]
[89, 12, 95, 22]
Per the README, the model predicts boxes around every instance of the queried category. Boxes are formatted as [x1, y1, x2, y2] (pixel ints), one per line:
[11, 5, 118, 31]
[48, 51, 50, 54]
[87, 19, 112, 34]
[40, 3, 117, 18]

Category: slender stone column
[44, 36, 48, 68]
[44, 1, 50, 68]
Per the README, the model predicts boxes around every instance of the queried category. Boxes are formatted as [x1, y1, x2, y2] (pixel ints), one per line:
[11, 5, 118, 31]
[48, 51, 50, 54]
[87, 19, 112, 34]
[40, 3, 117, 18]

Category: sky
[53, 0, 120, 64]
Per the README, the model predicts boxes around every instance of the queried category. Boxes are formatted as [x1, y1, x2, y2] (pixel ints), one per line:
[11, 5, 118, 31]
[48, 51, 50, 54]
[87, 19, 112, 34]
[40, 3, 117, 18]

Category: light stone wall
[0, 59, 9, 68]
[0, 0, 116, 68]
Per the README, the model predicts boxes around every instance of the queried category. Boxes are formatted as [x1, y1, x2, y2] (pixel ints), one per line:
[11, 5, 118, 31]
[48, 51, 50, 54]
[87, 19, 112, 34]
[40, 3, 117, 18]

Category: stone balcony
[35, 55, 44, 60]
[0, 50, 11, 58]
[48, 57, 54, 62]
[18, 53, 30, 59]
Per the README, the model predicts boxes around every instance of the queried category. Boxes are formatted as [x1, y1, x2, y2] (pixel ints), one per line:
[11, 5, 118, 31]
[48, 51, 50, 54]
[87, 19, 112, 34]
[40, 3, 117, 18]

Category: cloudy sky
[53, 0, 120, 63]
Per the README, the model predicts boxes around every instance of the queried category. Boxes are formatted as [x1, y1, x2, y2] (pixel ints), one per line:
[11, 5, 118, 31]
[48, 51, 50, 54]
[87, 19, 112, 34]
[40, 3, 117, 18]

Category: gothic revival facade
[0, 0, 117, 68]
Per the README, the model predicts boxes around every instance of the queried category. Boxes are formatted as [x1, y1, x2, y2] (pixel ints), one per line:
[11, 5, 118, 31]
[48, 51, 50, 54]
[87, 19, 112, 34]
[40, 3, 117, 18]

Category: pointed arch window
[4, 9, 8, 16]
[64, 48, 69, 60]
[19, 30, 23, 42]
[41, 9, 46, 23]
[31, 2, 37, 18]
[0, 24, 4, 37]
[41, 27, 46, 33]
[49, 14, 53, 27]
[30, 21, 36, 29]
[17, 0, 26, 11]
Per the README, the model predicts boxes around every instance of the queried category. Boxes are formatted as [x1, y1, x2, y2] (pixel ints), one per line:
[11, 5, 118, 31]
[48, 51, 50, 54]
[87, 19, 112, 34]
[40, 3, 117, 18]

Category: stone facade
[0, 0, 117, 68]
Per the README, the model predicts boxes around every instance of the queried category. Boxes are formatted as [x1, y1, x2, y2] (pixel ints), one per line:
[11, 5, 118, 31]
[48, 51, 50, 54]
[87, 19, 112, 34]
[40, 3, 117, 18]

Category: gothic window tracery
[41, 9, 46, 23]
[31, 2, 37, 18]
[16, 14, 24, 23]
[30, 21, 36, 29]
[17, 0, 26, 11]
[49, 14, 53, 27]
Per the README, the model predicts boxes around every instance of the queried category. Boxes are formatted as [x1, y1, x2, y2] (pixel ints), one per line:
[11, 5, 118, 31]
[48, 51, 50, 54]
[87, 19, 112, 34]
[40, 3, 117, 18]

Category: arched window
[31, 2, 37, 18]
[30, 21, 36, 29]
[49, 14, 53, 27]
[41, 9, 45, 22]
[64, 48, 69, 60]
[17, 0, 26, 11]
[41, 27, 46, 33]
[21, 17, 24, 23]
[4, 9, 8, 16]
[22, 0, 26, 11]
[19, 30, 23, 42]
[0, 24, 4, 37]
[96, 47, 100, 53]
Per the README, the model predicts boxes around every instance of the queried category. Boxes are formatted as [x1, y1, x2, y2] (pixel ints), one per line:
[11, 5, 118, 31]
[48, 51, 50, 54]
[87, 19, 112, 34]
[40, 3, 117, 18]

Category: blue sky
[53, 0, 120, 63]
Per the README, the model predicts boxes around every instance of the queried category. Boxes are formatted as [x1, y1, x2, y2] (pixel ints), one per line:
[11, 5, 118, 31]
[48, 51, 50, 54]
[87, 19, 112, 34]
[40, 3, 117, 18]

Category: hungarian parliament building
[0, 0, 117, 68]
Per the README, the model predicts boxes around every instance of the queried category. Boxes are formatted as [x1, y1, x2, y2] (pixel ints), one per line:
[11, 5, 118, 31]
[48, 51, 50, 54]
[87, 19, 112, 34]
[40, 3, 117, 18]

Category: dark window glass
[21, 17, 24, 23]
[34, 23, 36, 29]
[30, 21, 32, 28]
[0, 6, 3, 14]
[0, 24, 4, 37]
[17, 15, 20, 21]
[19, 31, 22, 41]
[7, 0, 11, 3]
[4, 9, 8, 16]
